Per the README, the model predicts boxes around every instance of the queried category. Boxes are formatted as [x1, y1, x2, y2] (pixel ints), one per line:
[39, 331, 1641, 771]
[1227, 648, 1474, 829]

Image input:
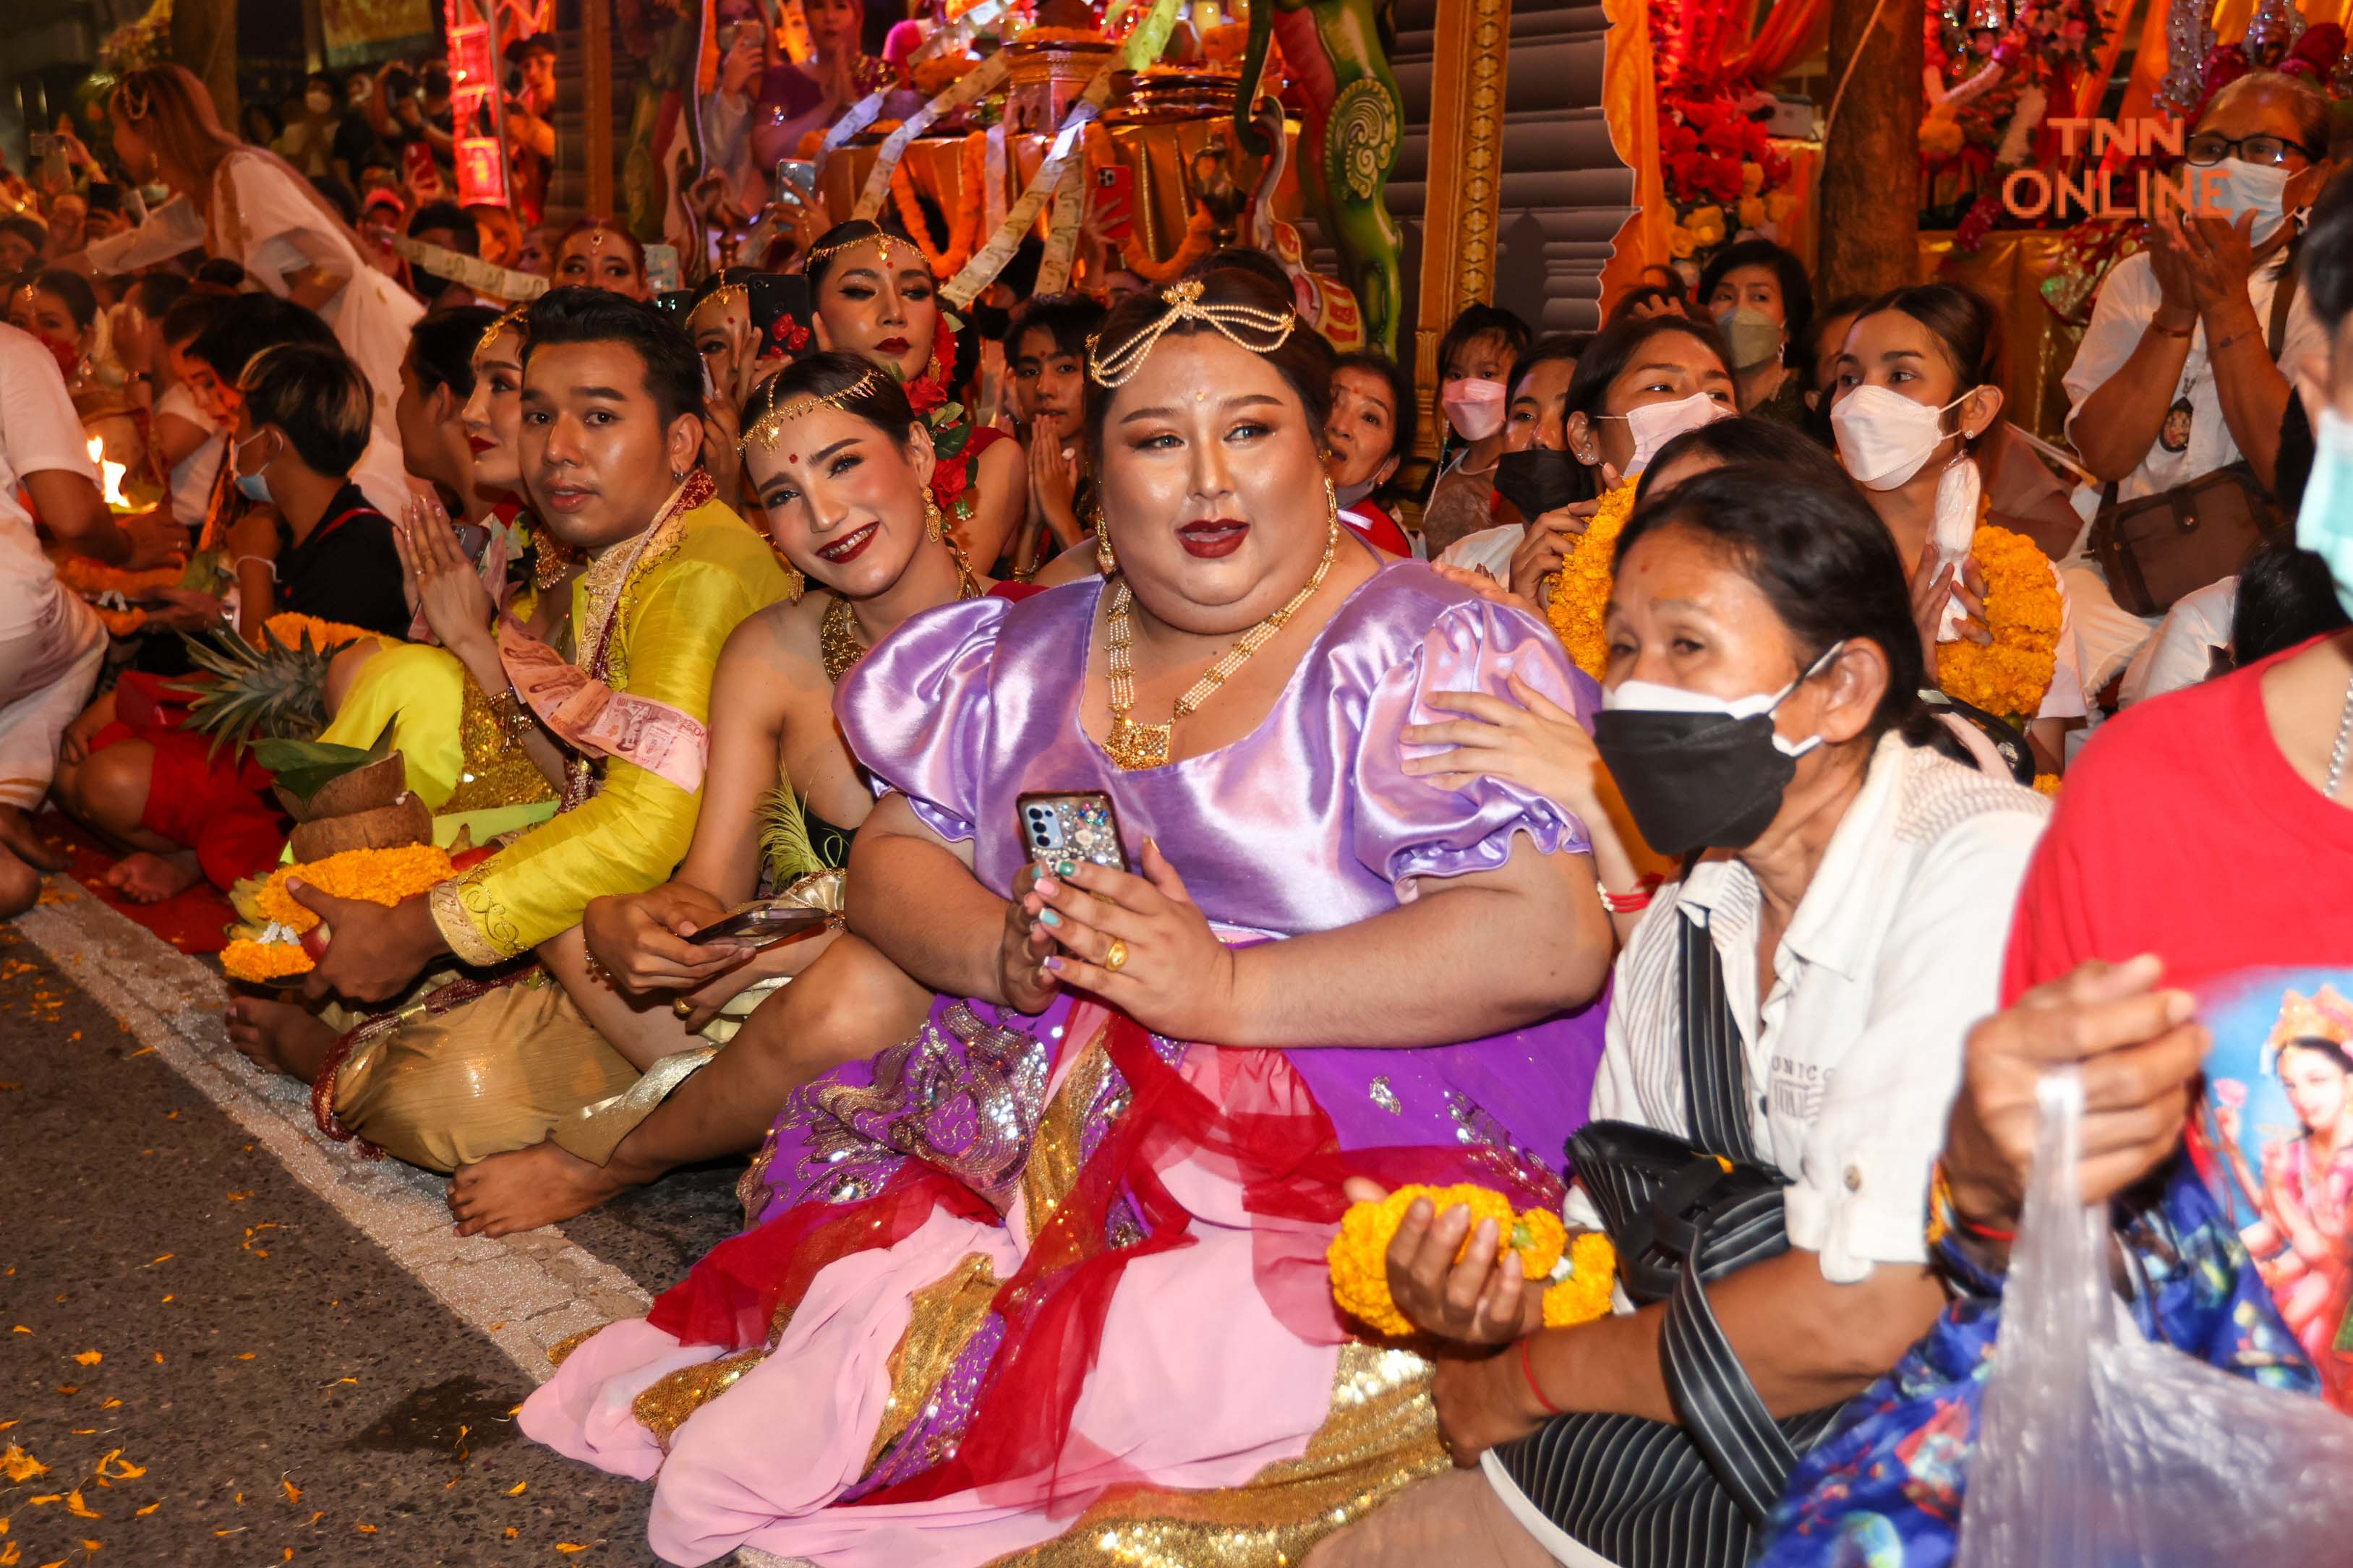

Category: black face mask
[1589, 646, 1840, 860]
[1492, 447, 1587, 521]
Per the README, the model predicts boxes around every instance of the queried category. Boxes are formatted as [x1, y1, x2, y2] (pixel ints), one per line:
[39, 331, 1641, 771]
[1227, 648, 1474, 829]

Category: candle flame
[86, 435, 129, 509]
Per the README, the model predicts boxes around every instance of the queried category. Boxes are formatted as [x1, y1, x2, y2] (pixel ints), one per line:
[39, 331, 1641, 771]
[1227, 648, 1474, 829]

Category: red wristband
[1597, 874, 1662, 916]
[1518, 1335, 1561, 1417]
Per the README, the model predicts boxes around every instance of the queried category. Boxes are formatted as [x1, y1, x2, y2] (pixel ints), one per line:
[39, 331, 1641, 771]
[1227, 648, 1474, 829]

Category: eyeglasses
[2185, 132, 2315, 168]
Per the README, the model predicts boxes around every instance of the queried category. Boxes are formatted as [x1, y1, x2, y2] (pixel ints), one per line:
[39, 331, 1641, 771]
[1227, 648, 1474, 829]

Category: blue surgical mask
[2296, 406, 2353, 620]
[234, 429, 274, 505]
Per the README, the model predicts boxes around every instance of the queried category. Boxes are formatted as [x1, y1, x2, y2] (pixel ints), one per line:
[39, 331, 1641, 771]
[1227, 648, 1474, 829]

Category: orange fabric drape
[1597, 0, 1671, 307]
[2070, 0, 2143, 119]
[1721, 0, 1832, 83]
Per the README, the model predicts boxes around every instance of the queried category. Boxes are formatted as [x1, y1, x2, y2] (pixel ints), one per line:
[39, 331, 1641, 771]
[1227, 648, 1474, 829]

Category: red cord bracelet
[1519, 1335, 1561, 1417]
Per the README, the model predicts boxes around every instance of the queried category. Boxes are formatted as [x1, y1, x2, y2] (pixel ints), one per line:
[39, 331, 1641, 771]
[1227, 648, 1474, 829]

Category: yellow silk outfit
[320, 639, 559, 815]
[321, 484, 794, 1173]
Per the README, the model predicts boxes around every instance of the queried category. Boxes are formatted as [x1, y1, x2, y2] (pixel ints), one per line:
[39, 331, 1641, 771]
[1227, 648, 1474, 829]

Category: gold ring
[1103, 938, 1129, 973]
[672, 997, 696, 1019]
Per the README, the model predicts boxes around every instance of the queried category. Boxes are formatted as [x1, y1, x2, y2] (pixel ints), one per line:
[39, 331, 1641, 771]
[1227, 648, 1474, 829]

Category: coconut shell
[286, 794, 432, 861]
[276, 753, 411, 822]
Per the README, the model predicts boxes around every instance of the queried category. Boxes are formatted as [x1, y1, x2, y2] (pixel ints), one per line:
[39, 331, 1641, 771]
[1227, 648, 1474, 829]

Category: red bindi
[787, 453, 798, 463]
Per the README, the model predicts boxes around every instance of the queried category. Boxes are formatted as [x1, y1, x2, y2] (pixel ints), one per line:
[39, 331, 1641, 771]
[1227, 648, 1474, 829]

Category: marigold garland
[253, 844, 456, 935]
[2033, 772, 2061, 797]
[55, 557, 184, 597]
[1124, 205, 1218, 286]
[1328, 1182, 1614, 1337]
[221, 938, 316, 985]
[892, 135, 989, 281]
[260, 612, 375, 651]
[1542, 479, 1642, 681]
[1935, 523, 2062, 723]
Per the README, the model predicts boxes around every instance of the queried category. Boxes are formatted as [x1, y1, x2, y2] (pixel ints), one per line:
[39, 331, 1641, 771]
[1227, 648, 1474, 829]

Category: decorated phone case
[1016, 791, 1132, 874]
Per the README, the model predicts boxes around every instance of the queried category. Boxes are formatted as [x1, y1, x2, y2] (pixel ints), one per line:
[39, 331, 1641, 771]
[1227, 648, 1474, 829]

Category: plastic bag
[1955, 1071, 2353, 1567]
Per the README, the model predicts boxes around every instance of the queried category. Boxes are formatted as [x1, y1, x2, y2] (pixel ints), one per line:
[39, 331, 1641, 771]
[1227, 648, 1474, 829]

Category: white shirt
[2121, 573, 2237, 707]
[155, 381, 224, 529]
[2063, 247, 2328, 503]
[1435, 521, 1524, 580]
[0, 325, 100, 640]
[1566, 734, 2049, 1283]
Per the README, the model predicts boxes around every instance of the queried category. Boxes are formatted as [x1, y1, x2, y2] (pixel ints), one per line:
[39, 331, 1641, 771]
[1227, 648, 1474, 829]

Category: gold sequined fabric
[1020, 1027, 1113, 1245]
[863, 1252, 1002, 1472]
[443, 670, 560, 815]
[983, 1344, 1448, 1568]
[633, 1347, 770, 1450]
[547, 1327, 601, 1368]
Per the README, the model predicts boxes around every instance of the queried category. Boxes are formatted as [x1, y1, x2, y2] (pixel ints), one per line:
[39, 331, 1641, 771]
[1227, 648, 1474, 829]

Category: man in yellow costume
[261, 288, 793, 1175]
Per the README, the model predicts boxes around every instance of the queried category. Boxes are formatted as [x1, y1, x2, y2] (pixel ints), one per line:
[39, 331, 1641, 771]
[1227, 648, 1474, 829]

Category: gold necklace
[819, 542, 982, 683]
[1103, 519, 1341, 771]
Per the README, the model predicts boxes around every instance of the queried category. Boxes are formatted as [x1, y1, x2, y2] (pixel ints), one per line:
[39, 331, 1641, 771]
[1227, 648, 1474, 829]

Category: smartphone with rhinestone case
[1016, 791, 1132, 874]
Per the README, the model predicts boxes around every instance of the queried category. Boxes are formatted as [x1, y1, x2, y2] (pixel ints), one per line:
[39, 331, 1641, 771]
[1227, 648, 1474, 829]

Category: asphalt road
[0, 922, 741, 1567]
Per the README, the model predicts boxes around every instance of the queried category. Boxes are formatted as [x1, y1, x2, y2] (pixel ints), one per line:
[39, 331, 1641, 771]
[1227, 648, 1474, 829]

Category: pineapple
[176, 625, 337, 756]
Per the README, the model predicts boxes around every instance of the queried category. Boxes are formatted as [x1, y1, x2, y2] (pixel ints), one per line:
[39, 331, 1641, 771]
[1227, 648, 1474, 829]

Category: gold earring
[923, 491, 946, 541]
[1323, 473, 1339, 526]
[1096, 526, 1117, 576]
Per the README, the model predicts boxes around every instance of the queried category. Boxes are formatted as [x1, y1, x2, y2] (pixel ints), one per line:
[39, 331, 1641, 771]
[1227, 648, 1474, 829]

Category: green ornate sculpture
[1234, 0, 1406, 354]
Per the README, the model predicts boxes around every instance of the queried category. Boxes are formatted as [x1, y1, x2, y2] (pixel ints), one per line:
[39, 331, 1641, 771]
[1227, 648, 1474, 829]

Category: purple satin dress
[813, 560, 1610, 1189]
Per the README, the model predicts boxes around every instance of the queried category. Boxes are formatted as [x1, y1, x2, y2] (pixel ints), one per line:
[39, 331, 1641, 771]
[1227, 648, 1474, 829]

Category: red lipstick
[1176, 518, 1250, 560]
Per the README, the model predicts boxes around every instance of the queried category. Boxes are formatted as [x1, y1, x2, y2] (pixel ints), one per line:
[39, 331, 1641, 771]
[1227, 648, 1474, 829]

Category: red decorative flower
[769, 317, 811, 352]
[905, 372, 948, 415]
[929, 455, 970, 510]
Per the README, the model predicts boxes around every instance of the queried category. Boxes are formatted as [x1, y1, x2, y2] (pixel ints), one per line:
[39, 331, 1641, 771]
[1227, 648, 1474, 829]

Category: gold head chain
[689, 281, 749, 327]
[476, 304, 530, 360]
[739, 366, 887, 453]
[1086, 278, 1299, 390]
[802, 228, 902, 273]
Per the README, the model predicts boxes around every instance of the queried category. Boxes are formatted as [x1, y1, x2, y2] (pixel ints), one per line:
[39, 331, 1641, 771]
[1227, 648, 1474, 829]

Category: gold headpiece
[476, 304, 530, 360]
[690, 281, 750, 325]
[739, 366, 887, 453]
[1086, 278, 1298, 390]
[803, 227, 902, 275]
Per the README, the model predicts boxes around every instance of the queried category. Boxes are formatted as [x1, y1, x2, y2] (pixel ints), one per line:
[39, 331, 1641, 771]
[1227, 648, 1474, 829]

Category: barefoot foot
[104, 850, 202, 904]
[0, 807, 69, 874]
[448, 1139, 638, 1237]
[0, 848, 39, 921]
[224, 994, 338, 1081]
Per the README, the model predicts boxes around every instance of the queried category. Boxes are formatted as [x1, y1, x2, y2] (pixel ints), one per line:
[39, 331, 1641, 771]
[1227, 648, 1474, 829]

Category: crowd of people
[1, 48, 2349, 1568]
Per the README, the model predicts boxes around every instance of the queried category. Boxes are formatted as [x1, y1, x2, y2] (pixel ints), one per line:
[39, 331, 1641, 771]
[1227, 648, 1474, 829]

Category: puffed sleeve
[1351, 594, 1602, 895]
[834, 594, 1012, 845]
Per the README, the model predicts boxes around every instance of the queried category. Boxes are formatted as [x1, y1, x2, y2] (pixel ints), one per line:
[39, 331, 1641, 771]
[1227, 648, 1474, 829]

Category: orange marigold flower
[1540, 1232, 1619, 1327]
[221, 939, 313, 983]
[261, 612, 377, 652]
[1935, 522, 2060, 722]
[254, 844, 456, 935]
[1328, 1183, 1572, 1337]
[1542, 480, 1641, 680]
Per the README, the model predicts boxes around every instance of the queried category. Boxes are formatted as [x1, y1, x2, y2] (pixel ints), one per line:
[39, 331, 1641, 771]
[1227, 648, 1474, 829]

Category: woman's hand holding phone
[582, 882, 750, 995]
[1027, 841, 1239, 1041]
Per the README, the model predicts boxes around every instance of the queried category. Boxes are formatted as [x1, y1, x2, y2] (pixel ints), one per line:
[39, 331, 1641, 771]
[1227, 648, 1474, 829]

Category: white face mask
[1831, 384, 1972, 491]
[1333, 476, 1378, 507]
[2197, 157, 2294, 246]
[1600, 390, 1730, 477]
